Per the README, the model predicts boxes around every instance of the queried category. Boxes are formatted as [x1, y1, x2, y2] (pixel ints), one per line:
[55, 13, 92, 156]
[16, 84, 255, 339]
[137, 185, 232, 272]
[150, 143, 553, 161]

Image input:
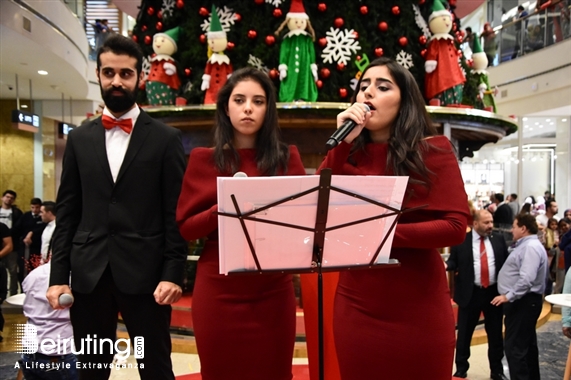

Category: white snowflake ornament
[142, 56, 152, 81]
[161, 0, 176, 19]
[248, 55, 269, 73]
[265, 0, 284, 6]
[321, 27, 361, 65]
[396, 50, 414, 69]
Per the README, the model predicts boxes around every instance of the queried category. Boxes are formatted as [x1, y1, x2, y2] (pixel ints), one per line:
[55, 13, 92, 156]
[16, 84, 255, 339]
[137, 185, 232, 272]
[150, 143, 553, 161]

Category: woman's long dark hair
[213, 67, 290, 175]
[350, 57, 437, 187]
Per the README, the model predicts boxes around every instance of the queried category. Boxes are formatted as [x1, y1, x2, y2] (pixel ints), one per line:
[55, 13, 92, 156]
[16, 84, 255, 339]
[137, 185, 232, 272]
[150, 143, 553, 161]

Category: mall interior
[0, 0, 571, 379]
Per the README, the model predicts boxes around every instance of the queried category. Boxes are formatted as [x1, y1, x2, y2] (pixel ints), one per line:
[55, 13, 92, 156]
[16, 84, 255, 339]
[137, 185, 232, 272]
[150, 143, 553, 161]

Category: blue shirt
[497, 235, 547, 301]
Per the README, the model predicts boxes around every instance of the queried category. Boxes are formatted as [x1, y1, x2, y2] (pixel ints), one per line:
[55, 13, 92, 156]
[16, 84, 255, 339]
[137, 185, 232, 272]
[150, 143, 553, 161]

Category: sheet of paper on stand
[217, 174, 408, 275]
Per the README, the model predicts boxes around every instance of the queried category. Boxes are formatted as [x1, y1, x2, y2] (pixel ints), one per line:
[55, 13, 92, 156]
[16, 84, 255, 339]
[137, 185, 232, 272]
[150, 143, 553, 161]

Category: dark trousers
[503, 292, 543, 380]
[455, 284, 505, 375]
[70, 267, 174, 380]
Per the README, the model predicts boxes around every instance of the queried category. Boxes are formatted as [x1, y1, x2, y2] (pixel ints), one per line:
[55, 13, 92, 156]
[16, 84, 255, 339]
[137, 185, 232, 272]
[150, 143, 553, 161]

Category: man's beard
[101, 85, 138, 113]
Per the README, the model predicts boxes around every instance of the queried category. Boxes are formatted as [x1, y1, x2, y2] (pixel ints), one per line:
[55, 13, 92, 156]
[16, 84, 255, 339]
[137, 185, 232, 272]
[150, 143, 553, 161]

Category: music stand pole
[312, 169, 332, 380]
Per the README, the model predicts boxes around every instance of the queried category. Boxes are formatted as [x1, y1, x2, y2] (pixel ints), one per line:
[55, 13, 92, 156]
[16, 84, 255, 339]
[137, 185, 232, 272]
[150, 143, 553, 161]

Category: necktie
[480, 236, 489, 288]
[101, 114, 133, 134]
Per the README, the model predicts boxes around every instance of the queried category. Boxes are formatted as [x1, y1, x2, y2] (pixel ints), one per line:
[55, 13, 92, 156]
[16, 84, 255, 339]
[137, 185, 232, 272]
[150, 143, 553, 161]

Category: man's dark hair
[514, 213, 538, 234]
[518, 5, 525, 11]
[494, 193, 504, 203]
[466, 27, 472, 33]
[2, 190, 17, 198]
[510, 193, 518, 201]
[97, 34, 143, 76]
[545, 199, 556, 210]
[30, 198, 42, 206]
[42, 201, 57, 217]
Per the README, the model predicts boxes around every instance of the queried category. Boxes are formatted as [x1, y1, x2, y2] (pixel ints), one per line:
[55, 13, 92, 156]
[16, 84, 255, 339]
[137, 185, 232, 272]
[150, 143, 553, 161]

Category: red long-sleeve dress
[320, 136, 469, 379]
[176, 146, 306, 380]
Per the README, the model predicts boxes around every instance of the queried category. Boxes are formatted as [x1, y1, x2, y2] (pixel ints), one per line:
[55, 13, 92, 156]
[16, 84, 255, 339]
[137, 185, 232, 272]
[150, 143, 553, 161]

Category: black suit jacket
[446, 231, 509, 307]
[50, 111, 188, 295]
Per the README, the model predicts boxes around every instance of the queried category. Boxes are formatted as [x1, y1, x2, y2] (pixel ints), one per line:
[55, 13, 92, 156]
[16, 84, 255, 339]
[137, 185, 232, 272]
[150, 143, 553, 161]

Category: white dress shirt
[472, 233, 497, 286]
[40, 219, 56, 261]
[103, 106, 141, 182]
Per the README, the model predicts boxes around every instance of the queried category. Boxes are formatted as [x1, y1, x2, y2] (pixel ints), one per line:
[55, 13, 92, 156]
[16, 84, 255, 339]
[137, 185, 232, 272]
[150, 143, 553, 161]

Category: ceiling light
[562, 119, 568, 122]
[21, 105, 28, 108]
[522, 117, 528, 121]
[546, 118, 551, 122]
[38, 70, 48, 75]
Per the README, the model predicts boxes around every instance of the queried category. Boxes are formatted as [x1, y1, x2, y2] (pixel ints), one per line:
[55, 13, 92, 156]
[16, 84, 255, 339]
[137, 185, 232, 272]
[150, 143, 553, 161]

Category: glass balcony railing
[492, 0, 571, 65]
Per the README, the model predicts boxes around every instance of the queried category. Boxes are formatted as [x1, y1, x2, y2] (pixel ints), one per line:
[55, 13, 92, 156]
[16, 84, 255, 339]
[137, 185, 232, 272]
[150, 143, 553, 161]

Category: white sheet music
[217, 175, 408, 275]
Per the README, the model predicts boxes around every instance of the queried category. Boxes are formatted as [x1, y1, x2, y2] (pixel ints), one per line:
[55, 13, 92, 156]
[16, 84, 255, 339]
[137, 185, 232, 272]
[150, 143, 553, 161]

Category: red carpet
[175, 365, 311, 379]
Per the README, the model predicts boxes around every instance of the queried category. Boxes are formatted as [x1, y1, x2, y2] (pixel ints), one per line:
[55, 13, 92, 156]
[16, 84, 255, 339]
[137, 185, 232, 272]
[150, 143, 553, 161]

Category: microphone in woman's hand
[325, 104, 371, 150]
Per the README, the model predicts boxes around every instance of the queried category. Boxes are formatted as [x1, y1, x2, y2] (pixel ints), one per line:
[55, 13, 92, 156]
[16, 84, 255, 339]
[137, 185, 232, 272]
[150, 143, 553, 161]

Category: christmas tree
[132, 0, 469, 105]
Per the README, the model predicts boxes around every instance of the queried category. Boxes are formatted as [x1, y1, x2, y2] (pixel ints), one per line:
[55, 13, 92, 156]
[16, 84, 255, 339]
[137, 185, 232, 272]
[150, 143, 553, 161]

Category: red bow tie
[101, 114, 133, 134]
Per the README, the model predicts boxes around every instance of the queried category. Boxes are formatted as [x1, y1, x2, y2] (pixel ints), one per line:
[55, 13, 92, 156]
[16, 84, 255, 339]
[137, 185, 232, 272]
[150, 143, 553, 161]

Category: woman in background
[176, 67, 305, 380]
[319, 57, 469, 378]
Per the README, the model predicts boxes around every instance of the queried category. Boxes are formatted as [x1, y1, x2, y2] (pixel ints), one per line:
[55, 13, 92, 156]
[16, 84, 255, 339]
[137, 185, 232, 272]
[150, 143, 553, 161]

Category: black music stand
[216, 169, 421, 380]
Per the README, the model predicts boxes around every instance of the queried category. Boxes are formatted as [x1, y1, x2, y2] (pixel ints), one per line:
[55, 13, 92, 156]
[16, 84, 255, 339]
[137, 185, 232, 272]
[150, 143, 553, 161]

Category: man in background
[448, 210, 509, 380]
[507, 193, 520, 217]
[0, 190, 23, 296]
[17, 198, 46, 275]
[492, 214, 547, 380]
[39, 201, 56, 264]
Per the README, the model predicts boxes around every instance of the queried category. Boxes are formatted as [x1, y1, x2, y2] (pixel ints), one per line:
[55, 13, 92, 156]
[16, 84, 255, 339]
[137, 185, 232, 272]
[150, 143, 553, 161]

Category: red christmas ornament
[316, 80, 323, 89]
[226, 42, 235, 50]
[254, 0, 264, 4]
[399, 36, 408, 47]
[466, 59, 474, 68]
[452, 23, 457, 32]
[141, 25, 147, 32]
[375, 47, 384, 57]
[334, 18, 344, 28]
[419, 0, 426, 4]
[353, 31, 359, 39]
[457, 49, 463, 58]
[392, 6, 400, 15]
[456, 35, 463, 43]
[269, 69, 279, 80]
[185, 68, 191, 76]
[318, 3, 327, 12]
[147, 6, 155, 16]
[360, 6, 368, 15]
[320, 68, 331, 79]
[176, 0, 184, 9]
[419, 35, 427, 45]
[132, 35, 138, 43]
[199, 7, 209, 17]
[339, 88, 348, 98]
[420, 49, 427, 58]
[144, 35, 152, 45]
[265, 35, 275, 45]
[235, 13, 242, 22]
[248, 30, 257, 39]
[157, 10, 162, 19]
[156, 21, 163, 31]
[199, 34, 206, 44]
[378, 21, 388, 32]
[273, 8, 282, 17]
[318, 37, 327, 48]
[337, 63, 345, 71]
[356, 55, 362, 61]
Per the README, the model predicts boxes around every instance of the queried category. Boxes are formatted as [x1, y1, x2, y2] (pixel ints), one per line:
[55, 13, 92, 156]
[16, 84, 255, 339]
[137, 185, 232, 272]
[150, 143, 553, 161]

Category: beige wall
[42, 118, 57, 202]
[0, 100, 34, 207]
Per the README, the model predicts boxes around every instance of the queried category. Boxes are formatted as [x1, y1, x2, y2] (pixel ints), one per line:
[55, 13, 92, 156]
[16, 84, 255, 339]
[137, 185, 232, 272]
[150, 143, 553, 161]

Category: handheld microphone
[325, 104, 370, 151]
[59, 293, 74, 307]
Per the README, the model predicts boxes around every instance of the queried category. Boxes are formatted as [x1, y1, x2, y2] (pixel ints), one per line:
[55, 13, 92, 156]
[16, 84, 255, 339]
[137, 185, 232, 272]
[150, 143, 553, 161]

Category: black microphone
[325, 104, 370, 150]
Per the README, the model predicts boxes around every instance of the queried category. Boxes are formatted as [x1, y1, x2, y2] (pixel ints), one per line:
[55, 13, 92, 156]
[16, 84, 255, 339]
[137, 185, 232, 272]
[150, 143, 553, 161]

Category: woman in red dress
[320, 57, 469, 379]
[176, 67, 306, 380]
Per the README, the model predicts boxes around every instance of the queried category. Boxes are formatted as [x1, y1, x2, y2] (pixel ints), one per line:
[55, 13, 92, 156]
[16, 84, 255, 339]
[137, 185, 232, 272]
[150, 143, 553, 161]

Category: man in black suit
[447, 209, 509, 380]
[47, 34, 187, 380]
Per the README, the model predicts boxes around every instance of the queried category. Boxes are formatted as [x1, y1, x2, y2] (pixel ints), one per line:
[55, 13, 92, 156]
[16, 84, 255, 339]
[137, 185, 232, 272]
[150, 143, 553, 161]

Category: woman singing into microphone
[320, 57, 469, 378]
[176, 67, 305, 380]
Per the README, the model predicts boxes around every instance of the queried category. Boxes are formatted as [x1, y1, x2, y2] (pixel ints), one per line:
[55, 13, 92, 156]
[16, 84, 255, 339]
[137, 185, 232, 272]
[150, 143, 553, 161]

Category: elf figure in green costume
[146, 27, 181, 106]
[471, 37, 497, 112]
[274, 0, 318, 102]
